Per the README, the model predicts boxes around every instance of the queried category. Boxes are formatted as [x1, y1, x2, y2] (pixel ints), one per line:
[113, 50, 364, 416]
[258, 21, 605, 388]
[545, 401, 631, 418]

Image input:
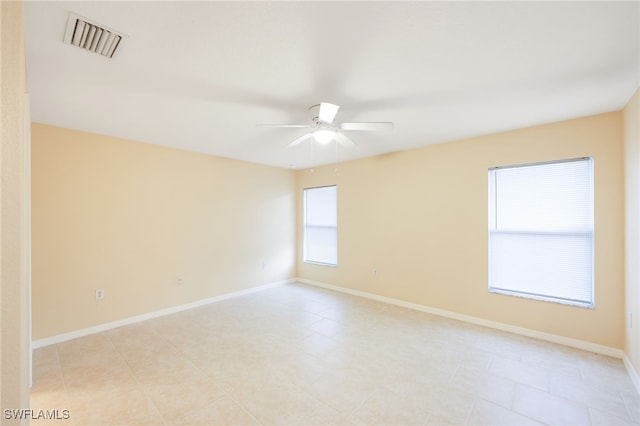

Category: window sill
[489, 287, 594, 309]
[303, 260, 337, 267]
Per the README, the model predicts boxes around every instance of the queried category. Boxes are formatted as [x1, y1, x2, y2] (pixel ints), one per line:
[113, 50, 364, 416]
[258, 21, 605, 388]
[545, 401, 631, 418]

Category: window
[303, 185, 337, 266]
[488, 157, 594, 307]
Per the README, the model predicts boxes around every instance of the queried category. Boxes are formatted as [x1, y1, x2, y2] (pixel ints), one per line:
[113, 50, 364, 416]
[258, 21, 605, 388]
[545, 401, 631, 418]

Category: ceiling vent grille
[63, 13, 127, 59]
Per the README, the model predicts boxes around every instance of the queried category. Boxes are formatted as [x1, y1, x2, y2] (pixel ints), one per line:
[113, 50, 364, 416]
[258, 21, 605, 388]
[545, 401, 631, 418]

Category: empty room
[2, 0, 640, 425]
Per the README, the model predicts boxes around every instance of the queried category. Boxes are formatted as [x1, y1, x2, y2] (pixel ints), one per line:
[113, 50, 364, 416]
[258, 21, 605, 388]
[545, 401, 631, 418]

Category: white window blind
[488, 158, 594, 307]
[304, 185, 337, 266]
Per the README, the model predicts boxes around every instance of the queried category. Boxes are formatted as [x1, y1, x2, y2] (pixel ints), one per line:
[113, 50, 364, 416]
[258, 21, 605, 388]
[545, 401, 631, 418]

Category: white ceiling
[24, 1, 640, 170]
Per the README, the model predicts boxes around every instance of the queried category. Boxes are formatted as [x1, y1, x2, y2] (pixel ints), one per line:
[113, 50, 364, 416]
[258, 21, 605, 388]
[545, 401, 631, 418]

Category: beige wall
[1, 0, 31, 419]
[31, 124, 296, 339]
[297, 112, 625, 349]
[624, 89, 640, 373]
[27, 94, 633, 362]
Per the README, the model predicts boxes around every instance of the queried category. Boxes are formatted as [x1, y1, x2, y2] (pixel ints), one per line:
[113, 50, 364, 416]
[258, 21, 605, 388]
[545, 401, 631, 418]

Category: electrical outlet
[95, 289, 105, 300]
[177, 275, 183, 286]
[373, 269, 378, 277]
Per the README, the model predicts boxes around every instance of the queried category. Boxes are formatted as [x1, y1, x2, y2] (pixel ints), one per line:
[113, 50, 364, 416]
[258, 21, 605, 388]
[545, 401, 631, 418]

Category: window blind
[303, 185, 337, 266]
[488, 158, 594, 306]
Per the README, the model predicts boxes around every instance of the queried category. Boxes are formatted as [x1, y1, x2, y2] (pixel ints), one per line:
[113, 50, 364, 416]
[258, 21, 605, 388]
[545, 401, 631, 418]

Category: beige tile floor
[31, 282, 639, 426]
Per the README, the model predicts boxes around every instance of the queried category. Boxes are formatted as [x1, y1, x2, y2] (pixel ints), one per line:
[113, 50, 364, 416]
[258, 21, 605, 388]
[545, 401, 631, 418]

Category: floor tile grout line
[514, 382, 596, 423]
[51, 343, 77, 426]
[165, 324, 273, 425]
[619, 387, 637, 423]
[464, 398, 479, 426]
[106, 333, 171, 426]
[474, 396, 548, 426]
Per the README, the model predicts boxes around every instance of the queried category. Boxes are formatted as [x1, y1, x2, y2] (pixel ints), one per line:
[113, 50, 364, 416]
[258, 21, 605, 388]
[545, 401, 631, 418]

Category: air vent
[63, 13, 127, 59]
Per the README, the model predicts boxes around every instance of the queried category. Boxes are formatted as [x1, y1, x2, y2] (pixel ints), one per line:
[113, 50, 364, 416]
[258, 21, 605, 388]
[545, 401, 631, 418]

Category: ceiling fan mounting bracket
[308, 103, 321, 123]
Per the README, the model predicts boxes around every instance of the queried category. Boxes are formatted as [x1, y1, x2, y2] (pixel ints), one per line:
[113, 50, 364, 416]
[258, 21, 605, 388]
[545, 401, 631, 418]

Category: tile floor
[31, 282, 639, 425]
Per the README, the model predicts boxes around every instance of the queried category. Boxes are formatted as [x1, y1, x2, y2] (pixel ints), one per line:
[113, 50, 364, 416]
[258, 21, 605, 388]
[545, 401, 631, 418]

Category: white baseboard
[32, 279, 294, 349]
[623, 353, 640, 394]
[33, 276, 640, 396]
[297, 278, 625, 359]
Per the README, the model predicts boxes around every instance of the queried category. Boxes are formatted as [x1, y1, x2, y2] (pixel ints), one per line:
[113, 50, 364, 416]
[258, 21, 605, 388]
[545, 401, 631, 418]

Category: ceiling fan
[258, 102, 393, 147]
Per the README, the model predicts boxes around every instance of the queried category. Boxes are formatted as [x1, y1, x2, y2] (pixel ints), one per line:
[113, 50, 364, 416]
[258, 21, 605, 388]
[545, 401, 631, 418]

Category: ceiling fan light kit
[316, 102, 339, 124]
[312, 129, 336, 144]
[258, 102, 393, 148]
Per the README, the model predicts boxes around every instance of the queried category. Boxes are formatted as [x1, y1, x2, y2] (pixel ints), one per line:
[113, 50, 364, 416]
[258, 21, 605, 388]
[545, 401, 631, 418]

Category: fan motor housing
[309, 104, 322, 123]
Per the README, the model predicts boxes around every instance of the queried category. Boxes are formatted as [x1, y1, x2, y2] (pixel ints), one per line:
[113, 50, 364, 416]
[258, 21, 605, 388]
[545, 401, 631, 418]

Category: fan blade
[336, 132, 357, 147]
[256, 124, 311, 128]
[339, 122, 393, 131]
[287, 133, 313, 147]
[318, 102, 340, 124]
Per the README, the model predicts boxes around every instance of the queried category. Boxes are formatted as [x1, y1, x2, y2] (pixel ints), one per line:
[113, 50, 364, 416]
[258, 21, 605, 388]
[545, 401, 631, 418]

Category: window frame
[303, 185, 338, 267]
[488, 157, 595, 308]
